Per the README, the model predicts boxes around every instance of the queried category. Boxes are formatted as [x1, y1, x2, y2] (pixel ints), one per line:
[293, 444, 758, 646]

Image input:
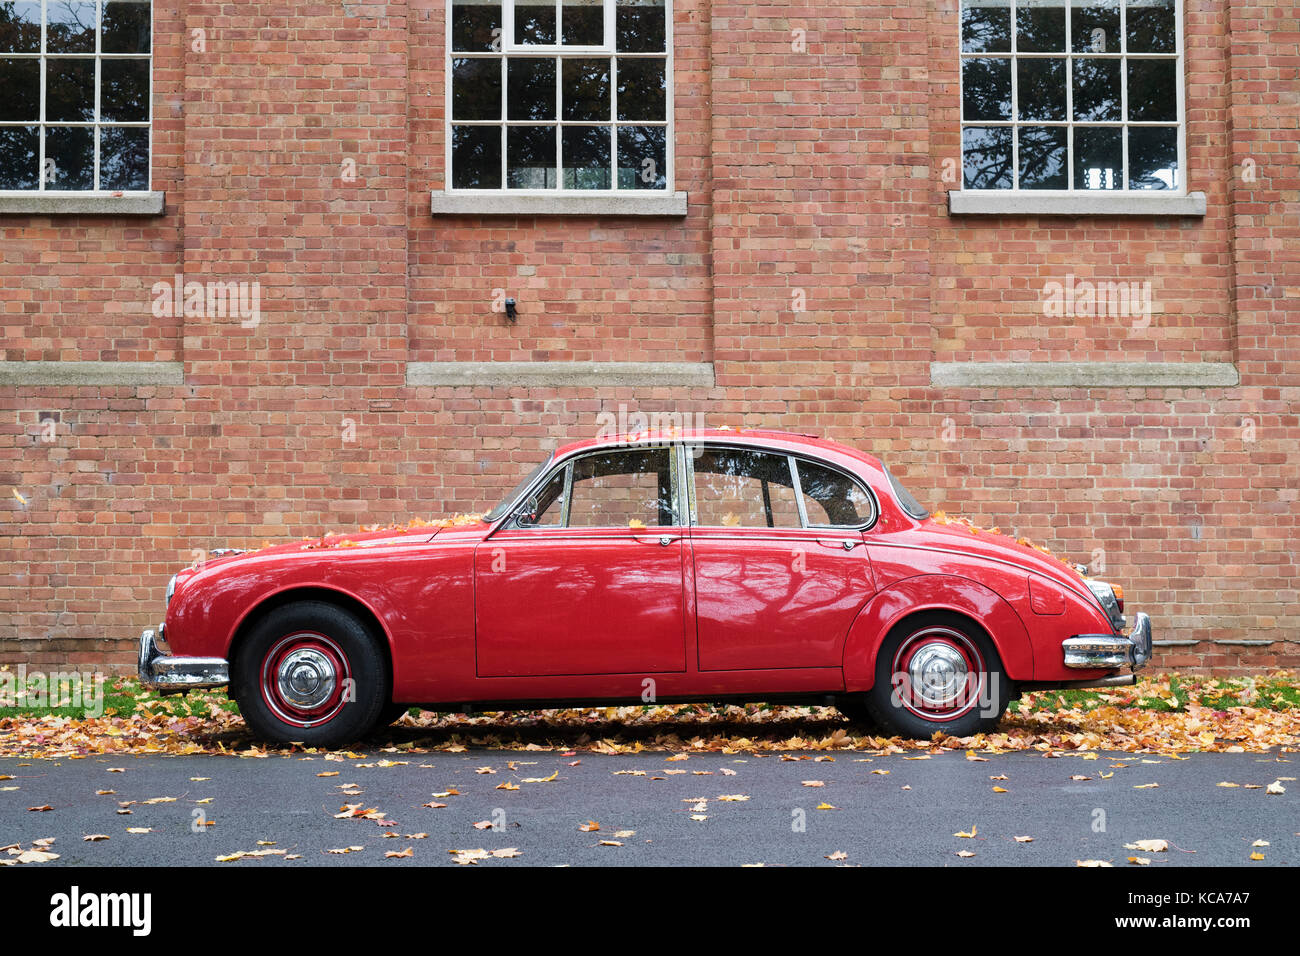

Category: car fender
[842, 573, 1034, 691]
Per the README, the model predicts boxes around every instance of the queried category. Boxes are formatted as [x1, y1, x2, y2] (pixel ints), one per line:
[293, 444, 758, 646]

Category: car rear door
[688, 446, 875, 671]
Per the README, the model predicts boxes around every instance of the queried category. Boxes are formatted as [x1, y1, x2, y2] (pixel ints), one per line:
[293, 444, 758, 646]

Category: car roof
[552, 428, 883, 472]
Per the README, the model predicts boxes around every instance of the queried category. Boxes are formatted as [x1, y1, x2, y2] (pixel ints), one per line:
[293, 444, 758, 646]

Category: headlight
[1085, 579, 1125, 631]
[165, 573, 177, 607]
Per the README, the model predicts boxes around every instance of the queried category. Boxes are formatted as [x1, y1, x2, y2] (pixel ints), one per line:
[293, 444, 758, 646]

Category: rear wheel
[863, 612, 1009, 739]
[232, 601, 388, 748]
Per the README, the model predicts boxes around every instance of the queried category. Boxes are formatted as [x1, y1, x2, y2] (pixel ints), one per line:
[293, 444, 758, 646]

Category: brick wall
[1, 0, 1297, 673]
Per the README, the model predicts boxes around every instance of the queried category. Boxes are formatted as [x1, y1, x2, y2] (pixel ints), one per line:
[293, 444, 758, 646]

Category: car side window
[692, 448, 801, 528]
[567, 447, 676, 528]
[795, 459, 873, 527]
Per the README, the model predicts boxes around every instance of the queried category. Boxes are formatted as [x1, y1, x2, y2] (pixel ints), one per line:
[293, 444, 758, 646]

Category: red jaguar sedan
[139, 429, 1151, 746]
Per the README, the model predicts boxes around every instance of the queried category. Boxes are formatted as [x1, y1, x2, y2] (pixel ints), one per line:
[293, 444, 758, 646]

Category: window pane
[568, 448, 675, 528]
[99, 124, 149, 189]
[562, 0, 602, 45]
[796, 460, 872, 527]
[1126, 0, 1175, 53]
[961, 0, 1010, 53]
[452, 57, 501, 120]
[44, 125, 93, 189]
[47, 0, 96, 53]
[562, 125, 610, 189]
[1073, 126, 1122, 190]
[562, 57, 610, 121]
[101, 58, 150, 123]
[693, 449, 800, 529]
[1015, 0, 1065, 52]
[1016, 57, 1065, 121]
[1018, 125, 1068, 188]
[101, 0, 151, 54]
[1127, 126, 1178, 190]
[0, 125, 38, 188]
[1072, 57, 1120, 121]
[616, 57, 664, 121]
[451, 125, 502, 188]
[514, 0, 556, 45]
[507, 57, 555, 120]
[962, 125, 1013, 189]
[46, 58, 95, 122]
[451, 0, 501, 53]
[507, 124, 556, 188]
[0, 56, 39, 120]
[617, 125, 665, 189]
[0, 1, 41, 53]
[1126, 58, 1176, 121]
[616, 0, 665, 53]
[961, 57, 1011, 121]
[1071, 0, 1119, 53]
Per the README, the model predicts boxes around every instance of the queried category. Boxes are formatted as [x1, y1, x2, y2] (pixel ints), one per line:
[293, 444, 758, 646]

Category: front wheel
[862, 612, 1009, 740]
[231, 601, 388, 748]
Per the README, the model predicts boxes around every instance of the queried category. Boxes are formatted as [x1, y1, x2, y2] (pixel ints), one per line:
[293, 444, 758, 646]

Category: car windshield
[883, 464, 930, 519]
[484, 455, 554, 522]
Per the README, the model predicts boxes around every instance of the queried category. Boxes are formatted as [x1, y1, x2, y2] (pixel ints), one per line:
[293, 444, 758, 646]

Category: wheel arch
[842, 574, 1033, 692]
[227, 586, 395, 690]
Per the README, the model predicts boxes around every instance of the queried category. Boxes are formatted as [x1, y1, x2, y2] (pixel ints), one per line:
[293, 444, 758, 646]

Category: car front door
[474, 445, 688, 678]
[689, 446, 876, 672]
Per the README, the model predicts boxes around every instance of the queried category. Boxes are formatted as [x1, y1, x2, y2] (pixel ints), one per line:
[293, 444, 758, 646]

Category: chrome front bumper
[137, 628, 229, 693]
[1062, 612, 1153, 670]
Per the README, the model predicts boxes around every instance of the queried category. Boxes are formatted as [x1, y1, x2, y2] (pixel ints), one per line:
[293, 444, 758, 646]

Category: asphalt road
[1, 749, 1294, 866]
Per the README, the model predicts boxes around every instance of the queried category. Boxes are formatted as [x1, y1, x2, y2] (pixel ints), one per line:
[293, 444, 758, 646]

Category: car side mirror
[514, 497, 540, 527]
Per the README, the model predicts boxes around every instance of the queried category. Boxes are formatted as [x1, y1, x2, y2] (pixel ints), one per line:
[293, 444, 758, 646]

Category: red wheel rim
[890, 626, 985, 722]
[259, 631, 351, 729]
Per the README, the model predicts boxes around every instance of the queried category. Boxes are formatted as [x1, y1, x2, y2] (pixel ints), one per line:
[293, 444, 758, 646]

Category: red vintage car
[139, 429, 1151, 746]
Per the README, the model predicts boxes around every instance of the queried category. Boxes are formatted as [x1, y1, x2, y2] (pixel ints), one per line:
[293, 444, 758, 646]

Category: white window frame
[956, 0, 1186, 196]
[442, 0, 675, 198]
[0, 0, 154, 196]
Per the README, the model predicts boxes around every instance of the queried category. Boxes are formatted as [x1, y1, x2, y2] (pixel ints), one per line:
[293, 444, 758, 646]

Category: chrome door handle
[816, 538, 856, 550]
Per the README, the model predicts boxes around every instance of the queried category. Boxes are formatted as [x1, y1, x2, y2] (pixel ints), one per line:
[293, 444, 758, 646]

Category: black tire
[231, 601, 388, 748]
[862, 611, 1009, 740]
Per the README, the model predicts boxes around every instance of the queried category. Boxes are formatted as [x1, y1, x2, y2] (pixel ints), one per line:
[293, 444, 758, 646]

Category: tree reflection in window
[0, 1, 152, 191]
[960, 0, 1181, 192]
[448, 0, 670, 191]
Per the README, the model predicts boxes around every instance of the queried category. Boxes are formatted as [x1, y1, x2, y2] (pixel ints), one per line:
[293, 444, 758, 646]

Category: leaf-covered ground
[0, 673, 1296, 760]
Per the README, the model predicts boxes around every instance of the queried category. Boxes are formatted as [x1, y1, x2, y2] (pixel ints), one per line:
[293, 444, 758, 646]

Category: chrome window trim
[683, 442, 878, 532]
[499, 443, 682, 532]
[489, 437, 882, 536]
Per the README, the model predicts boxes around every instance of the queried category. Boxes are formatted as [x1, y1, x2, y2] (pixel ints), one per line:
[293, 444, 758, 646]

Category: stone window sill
[430, 191, 688, 217]
[930, 361, 1238, 389]
[948, 191, 1206, 217]
[0, 192, 165, 216]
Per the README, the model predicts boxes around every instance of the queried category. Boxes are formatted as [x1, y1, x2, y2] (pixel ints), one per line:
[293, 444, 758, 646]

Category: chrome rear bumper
[137, 628, 229, 693]
[1062, 611, 1153, 670]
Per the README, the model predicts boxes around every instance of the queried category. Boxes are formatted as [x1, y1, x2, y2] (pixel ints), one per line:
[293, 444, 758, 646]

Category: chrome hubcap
[276, 648, 337, 710]
[908, 642, 970, 709]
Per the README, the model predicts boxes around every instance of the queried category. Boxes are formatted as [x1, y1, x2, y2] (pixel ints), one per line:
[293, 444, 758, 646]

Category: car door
[689, 446, 876, 671]
[474, 445, 688, 678]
